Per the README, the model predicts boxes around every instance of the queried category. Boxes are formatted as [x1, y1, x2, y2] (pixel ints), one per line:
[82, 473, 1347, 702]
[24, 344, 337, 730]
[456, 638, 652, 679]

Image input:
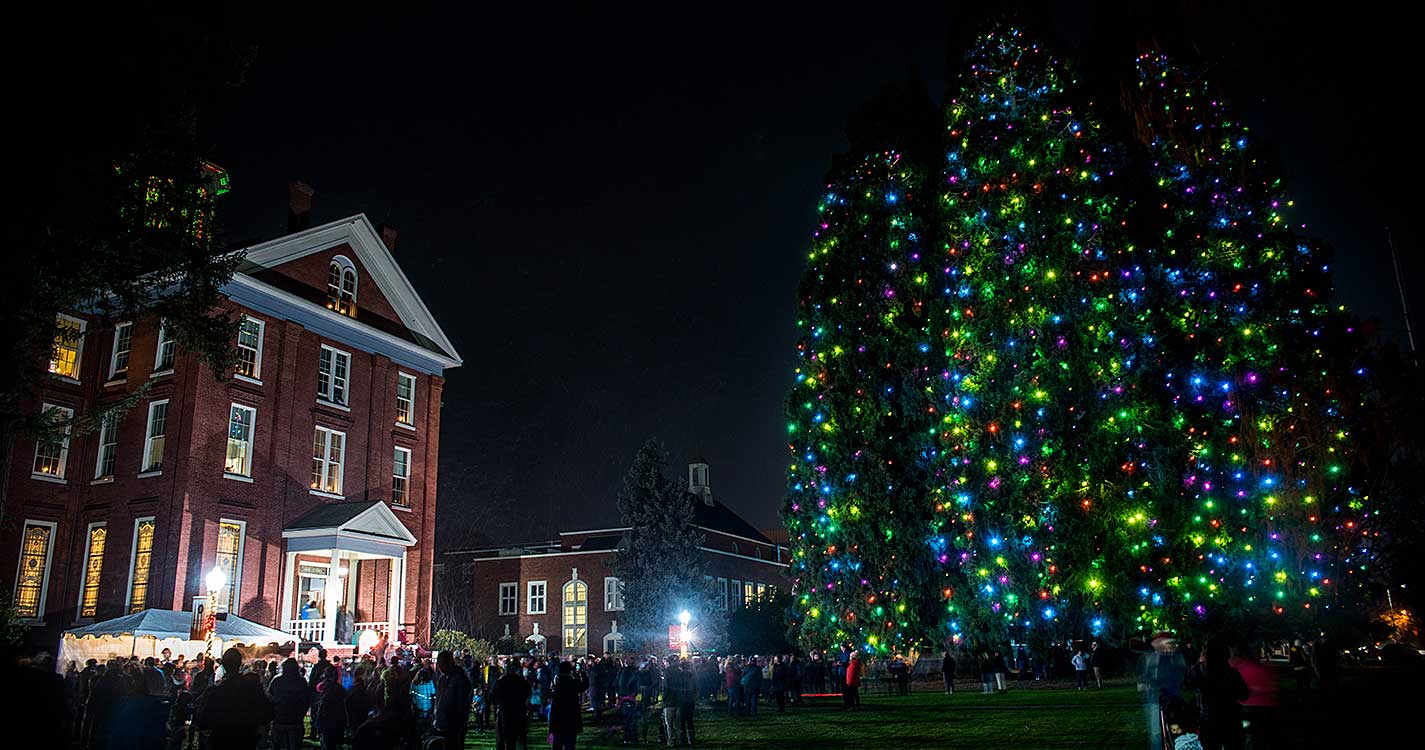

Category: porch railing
[354, 621, 390, 634]
[285, 619, 326, 643]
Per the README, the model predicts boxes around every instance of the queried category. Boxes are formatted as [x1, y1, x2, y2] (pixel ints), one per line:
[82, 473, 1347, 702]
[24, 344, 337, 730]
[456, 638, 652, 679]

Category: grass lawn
[464, 681, 1150, 749]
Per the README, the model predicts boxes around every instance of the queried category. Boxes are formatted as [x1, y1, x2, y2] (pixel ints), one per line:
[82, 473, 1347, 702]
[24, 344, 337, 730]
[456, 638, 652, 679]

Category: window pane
[396, 374, 414, 425]
[128, 520, 155, 613]
[328, 263, 344, 313]
[236, 319, 261, 378]
[80, 525, 106, 618]
[145, 402, 167, 472]
[14, 523, 53, 618]
[49, 317, 83, 379]
[332, 352, 348, 404]
[317, 348, 332, 400]
[310, 429, 327, 490]
[155, 325, 175, 371]
[225, 405, 254, 476]
[392, 448, 410, 506]
[112, 323, 133, 375]
[326, 432, 344, 493]
[96, 416, 118, 479]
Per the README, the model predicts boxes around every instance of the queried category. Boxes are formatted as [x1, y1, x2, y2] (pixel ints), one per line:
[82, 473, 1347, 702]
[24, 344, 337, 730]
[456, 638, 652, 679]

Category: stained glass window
[128, 519, 155, 613]
[216, 521, 243, 612]
[80, 524, 106, 618]
[14, 522, 54, 619]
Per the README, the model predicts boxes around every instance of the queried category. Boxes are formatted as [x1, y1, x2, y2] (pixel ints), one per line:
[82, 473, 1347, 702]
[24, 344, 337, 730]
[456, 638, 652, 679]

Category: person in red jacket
[843, 652, 862, 710]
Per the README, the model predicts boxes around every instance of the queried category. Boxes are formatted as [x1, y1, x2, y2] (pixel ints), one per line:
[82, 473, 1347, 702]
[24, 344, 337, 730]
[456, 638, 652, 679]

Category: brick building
[4, 185, 461, 650]
[440, 462, 788, 656]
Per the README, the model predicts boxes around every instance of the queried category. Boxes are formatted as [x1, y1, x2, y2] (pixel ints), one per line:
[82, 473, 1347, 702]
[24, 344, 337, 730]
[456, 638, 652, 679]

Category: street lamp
[204, 567, 226, 660]
[678, 610, 691, 658]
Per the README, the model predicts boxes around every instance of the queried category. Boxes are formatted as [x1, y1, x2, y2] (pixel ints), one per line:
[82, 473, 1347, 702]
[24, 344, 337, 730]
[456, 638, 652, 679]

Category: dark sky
[167, 3, 1416, 546]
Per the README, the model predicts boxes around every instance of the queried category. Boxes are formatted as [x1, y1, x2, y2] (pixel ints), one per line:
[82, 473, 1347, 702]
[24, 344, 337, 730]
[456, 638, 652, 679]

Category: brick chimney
[287, 180, 315, 233]
[377, 223, 398, 252]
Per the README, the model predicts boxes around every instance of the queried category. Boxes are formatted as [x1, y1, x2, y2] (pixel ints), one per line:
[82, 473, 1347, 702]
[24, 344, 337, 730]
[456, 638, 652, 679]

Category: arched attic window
[327, 255, 358, 317]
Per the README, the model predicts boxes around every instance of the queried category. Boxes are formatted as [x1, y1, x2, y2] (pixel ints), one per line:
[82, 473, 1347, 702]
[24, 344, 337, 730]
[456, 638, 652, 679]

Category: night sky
[66, 3, 1417, 547]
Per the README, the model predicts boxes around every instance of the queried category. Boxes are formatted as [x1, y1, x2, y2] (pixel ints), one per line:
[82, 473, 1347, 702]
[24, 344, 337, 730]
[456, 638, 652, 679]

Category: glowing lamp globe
[358, 628, 381, 653]
[678, 610, 691, 626]
[205, 568, 227, 595]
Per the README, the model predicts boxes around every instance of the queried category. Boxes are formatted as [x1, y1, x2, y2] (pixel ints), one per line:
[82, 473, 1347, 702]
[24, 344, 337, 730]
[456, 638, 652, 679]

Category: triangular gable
[343, 502, 418, 545]
[239, 214, 461, 364]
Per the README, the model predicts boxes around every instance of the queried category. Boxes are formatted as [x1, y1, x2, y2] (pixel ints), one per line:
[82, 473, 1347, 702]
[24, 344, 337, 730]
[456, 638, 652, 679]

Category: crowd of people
[3, 631, 1345, 750]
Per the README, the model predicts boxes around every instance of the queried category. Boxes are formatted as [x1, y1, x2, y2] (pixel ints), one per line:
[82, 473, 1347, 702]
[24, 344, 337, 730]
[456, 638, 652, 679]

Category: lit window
[142, 400, 168, 473]
[499, 582, 518, 615]
[604, 577, 624, 611]
[392, 446, 411, 507]
[235, 317, 264, 380]
[153, 323, 175, 372]
[311, 426, 345, 495]
[396, 373, 416, 427]
[527, 580, 547, 614]
[743, 581, 756, 605]
[225, 404, 255, 477]
[50, 314, 85, 380]
[317, 345, 350, 406]
[127, 518, 156, 613]
[94, 413, 118, 480]
[31, 403, 73, 480]
[215, 520, 244, 612]
[563, 579, 588, 654]
[13, 521, 56, 619]
[327, 256, 357, 317]
[79, 523, 106, 619]
[109, 322, 133, 379]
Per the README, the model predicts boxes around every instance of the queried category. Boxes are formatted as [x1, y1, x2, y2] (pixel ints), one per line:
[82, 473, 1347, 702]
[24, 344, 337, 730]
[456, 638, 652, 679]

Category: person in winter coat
[724, 659, 743, 717]
[978, 653, 995, 694]
[193, 649, 275, 750]
[267, 658, 312, 750]
[491, 659, 532, 750]
[316, 671, 348, 750]
[740, 658, 763, 717]
[433, 651, 473, 750]
[1072, 650, 1090, 690]
[771, 657, 791, 712]
[1184, 641, 1250, 750]
[616, 658, 641, 745]
[843, 653, 862, 710]
[548, 661, 587, 750]
[941, 651, 957, 694]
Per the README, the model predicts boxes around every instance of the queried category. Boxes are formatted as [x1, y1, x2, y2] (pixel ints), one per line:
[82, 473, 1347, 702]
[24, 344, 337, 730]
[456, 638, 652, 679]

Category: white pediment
[343, 502, 418, 546]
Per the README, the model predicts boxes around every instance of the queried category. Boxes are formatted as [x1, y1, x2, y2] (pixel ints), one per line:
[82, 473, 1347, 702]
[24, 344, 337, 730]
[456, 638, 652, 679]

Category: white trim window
[31, 403, 74, 481]
[235, 317, 264, 381]
[730, 578, 742, 610]
[49, 314, 86, 380]
[141, 400, 168, 474]
[396, 372, 416, 427]
[109, 322, 133, 379]
[215, 519, 245, 613]
[527, 580, 547, 615]
[310, 426, 345, 495]
[604, 576, 624, 612]
[317, 345, 350, 406]
[717, 578, 729, 611]
[327, 256, 358, 317]
[392, 446, 411, 507]
[153, 323, 176, 372]
[126, 517, 156, 613]
[498, 582, 518, 616]
[78, 522, 107, 619]
[744, 581, 756, 605]
[94, 413, 118, 480]
[224, 404, 256, 477]
[13, 519, 57, 620]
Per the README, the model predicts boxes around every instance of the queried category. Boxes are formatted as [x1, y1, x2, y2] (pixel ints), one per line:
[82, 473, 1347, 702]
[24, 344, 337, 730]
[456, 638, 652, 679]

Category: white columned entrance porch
[279, 500, 418, 647]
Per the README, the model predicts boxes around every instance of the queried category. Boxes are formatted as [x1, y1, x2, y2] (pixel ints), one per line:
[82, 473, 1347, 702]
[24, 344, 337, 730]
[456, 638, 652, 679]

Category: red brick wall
[265, 245, 403, 334]
[4, 289, 445, 649]
[450, 547, 788, 656]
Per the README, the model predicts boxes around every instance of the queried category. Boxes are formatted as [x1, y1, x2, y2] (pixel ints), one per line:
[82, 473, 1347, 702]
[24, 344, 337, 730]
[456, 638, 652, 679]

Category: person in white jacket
[1072, 650, 1090, 690]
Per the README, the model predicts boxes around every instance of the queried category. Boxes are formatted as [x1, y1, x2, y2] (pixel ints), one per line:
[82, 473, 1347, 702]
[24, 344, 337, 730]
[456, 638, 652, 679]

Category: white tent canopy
[59, 609, 296, 670]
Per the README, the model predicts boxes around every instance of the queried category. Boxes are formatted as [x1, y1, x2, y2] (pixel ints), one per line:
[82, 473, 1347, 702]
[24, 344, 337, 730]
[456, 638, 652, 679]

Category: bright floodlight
[679, 610, 691, 626]
[205, 567, 227, 595]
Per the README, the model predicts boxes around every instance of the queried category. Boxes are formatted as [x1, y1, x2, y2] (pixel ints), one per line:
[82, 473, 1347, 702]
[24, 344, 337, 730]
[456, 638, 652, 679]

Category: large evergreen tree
[784, 25, 1385, 651]
[614, 439, 717, 651]
[1122, 51, 1372, 633]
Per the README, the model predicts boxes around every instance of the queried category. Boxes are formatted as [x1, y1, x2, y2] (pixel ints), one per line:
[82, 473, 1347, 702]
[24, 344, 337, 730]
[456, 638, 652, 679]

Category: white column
[386, 555, 399, 642]
[394, 551, 407, 640]
[323, 550, 341, 645]
[279, 552, 296, 633]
